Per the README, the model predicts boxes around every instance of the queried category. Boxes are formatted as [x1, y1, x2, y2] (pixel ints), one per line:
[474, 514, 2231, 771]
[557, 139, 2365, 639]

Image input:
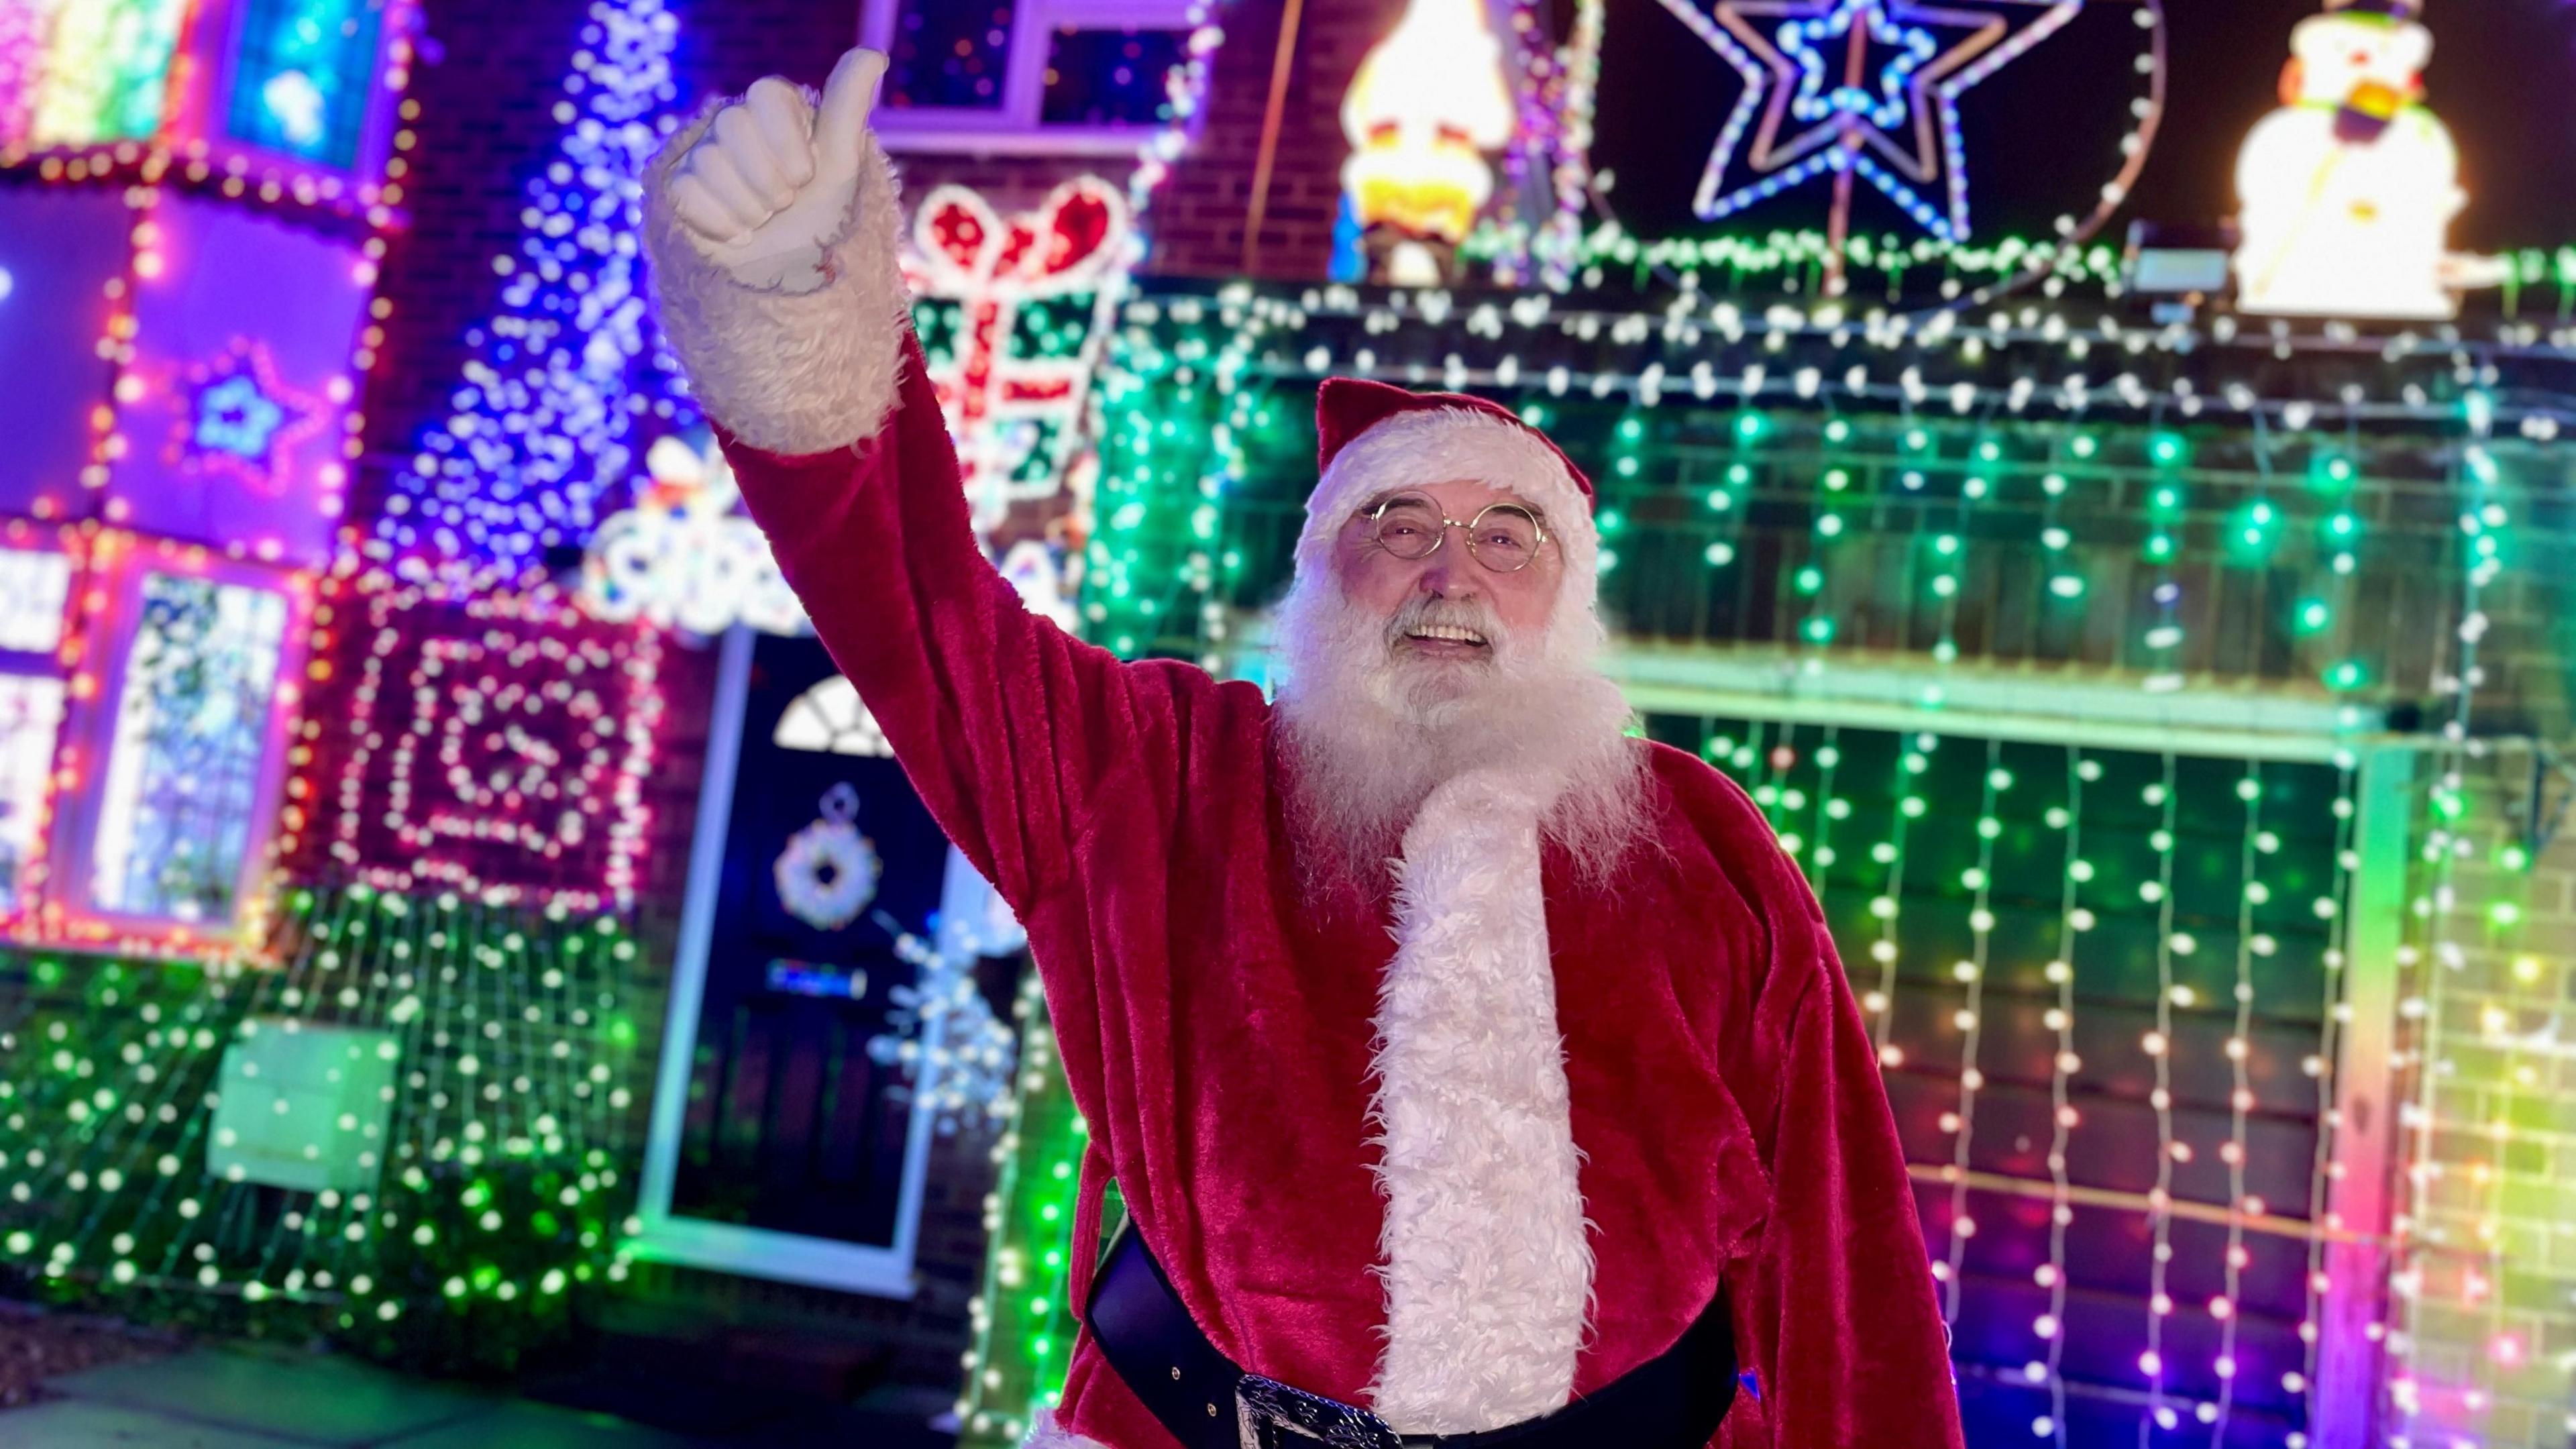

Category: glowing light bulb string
[1939, 739, 2005, 1326]
[2210, 761, 2265, 1442]
[2293, 750, 2359, 1420]
[2140, 749, 2181, 1440]
[2033, 745, 2088, 1448]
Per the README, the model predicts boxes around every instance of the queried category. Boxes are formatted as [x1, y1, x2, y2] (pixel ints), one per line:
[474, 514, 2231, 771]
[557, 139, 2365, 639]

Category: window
[0, 546, 72, 919]
[861, 0, 1196, 153]
[0, 677, 64, 917]
[0, 547, 72, 653]
[0, 0, 402, 180]
[16, 0, 193, 147]
[773, 676, 894, 758]
[3, 541, 309, 955]
[1037, 26, 1187, 128]
[222, 0, 387, 170]
[87, 573, 290, 923]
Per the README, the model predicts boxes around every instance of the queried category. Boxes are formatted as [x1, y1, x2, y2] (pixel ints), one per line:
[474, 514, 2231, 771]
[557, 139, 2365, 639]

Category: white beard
[1269, 571, 1649, 896]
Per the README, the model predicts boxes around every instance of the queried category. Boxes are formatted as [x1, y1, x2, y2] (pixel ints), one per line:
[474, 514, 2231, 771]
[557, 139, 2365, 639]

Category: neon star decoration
[195, 376, 286, 459]
[1656, 0, 2080, 244]
[182, 338, 325, 497]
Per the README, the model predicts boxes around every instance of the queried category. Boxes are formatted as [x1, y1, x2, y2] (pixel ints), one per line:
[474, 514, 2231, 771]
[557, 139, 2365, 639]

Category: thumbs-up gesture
[669, 48, 887, 290]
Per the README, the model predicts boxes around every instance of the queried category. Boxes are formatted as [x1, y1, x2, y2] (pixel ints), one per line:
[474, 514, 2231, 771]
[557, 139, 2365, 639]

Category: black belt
[1084, 1226, 1737, 1449]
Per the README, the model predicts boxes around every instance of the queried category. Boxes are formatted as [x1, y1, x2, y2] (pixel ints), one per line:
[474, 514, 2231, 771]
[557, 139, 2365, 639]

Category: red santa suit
[644, 109, 1964, 1449]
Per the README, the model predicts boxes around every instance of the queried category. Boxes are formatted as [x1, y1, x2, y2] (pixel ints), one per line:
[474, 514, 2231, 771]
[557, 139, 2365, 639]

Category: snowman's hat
[2326, 0, 2421, 21]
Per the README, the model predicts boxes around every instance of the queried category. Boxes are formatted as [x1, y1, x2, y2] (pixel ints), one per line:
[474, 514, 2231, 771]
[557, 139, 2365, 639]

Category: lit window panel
[0, 673, 64, 915]
[223, 0, 386, 169]
[0, 547, 71, 653]
[88, 572, 288, 923]
[17, 0, 191, 148]
[1657, 714, 2375, 1446]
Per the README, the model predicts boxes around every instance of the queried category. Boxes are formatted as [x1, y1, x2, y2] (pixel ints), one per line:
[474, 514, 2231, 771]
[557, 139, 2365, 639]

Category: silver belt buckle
[1234, 1374, 1403, 1449]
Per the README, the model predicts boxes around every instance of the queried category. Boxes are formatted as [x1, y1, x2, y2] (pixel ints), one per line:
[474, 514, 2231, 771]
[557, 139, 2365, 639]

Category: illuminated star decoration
[1656, 0, 2082, 241]
[183, 337, 325, 498]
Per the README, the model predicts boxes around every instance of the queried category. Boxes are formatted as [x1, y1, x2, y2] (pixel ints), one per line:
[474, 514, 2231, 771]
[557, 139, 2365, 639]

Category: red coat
[721, 337, 1963, 1449]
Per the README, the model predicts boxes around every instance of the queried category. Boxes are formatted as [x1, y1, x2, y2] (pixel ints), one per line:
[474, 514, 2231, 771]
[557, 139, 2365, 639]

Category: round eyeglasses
[1362, 492, 1550, 574]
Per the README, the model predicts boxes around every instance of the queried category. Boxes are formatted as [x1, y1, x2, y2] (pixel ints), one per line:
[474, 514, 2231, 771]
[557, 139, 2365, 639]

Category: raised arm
[640, 50, 1203, 916]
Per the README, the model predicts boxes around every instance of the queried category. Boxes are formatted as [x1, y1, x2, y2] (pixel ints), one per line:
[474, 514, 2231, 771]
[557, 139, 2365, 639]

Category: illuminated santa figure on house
[643, 45, 1963, 1449]
[2235, 0, 2465, 319]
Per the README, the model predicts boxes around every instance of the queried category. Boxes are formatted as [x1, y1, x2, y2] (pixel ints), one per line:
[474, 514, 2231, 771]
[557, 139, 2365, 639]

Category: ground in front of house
[0, 1307, 960, 1448]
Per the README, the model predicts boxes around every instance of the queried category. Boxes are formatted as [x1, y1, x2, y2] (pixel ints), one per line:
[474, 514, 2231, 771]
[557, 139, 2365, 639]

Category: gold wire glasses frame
[1360, 492, 1551, 574]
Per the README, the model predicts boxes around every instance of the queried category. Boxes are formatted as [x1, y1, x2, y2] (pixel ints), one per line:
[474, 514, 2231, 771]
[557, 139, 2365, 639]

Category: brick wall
[889, 150, 1140, 219]
[1146, 0, 1399, 278]
[359, 0, 590, 475]
[2394, 750, 2576, 1447]
[2403, 474, 2576, 1449]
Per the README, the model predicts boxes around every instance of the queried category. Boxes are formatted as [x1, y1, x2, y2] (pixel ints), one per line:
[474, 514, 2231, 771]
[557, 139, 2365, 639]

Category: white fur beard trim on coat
[1020, 1408, 1109, 1448]
[640, 99, 913, 457]
[1366, 768, 1593, 1434]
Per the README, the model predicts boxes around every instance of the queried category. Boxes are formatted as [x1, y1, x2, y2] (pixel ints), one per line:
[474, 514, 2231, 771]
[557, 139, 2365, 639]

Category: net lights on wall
[1073, 284, 2521, 700]
[0, 885, 647, 1369]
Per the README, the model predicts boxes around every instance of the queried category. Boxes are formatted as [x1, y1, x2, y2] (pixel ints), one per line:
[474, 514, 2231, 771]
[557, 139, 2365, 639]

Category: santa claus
[645, 48, 1963, 1449]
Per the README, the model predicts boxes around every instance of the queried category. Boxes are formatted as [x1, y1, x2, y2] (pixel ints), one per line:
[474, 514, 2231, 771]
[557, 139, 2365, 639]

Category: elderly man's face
[1332, 477, 1564, 667]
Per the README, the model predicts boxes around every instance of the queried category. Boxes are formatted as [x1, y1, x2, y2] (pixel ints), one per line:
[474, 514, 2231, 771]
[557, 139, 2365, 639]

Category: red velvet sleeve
[716, 331, 1191, 924]
[1721, 866, 1965, 1448]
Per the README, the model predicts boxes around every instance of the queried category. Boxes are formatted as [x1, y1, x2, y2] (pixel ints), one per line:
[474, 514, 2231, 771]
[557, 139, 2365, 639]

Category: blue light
[1779, 0, 1940, 130]
[1658, 0, 2081, 242]
[194, 374, 286, 460]
[375, 0, 695, 586]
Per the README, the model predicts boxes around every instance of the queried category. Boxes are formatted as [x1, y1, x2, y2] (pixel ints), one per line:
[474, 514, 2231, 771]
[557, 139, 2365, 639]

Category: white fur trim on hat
[643, 99, 913, 457]
[1297, 408, 1600, 604]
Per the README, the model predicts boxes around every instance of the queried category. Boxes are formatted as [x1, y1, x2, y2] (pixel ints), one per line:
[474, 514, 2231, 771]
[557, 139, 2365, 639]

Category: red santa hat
[1297, 378, 1603, 602]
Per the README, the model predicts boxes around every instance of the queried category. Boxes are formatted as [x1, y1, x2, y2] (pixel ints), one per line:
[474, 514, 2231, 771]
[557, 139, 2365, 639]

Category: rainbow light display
[924, 271, 2576, 1447]
[0, 0, 413, 210]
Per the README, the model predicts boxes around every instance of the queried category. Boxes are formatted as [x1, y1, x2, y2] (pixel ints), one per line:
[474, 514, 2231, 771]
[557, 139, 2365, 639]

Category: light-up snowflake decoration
[867, 914, 1019, 1135]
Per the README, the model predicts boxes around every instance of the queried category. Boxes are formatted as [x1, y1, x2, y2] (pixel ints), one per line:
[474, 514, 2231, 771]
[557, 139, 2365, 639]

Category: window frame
[859, 0, 1197, 155]
[19, 537, 312, 959]
[0, 535, 78, 927]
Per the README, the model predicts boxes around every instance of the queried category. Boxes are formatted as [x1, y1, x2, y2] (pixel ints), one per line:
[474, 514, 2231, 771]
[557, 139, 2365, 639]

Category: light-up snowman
[2235, 0, 2464, 319]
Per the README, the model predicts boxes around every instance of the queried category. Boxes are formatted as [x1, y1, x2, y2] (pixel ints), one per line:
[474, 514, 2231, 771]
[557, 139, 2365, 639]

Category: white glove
[669, 47, 887, 292]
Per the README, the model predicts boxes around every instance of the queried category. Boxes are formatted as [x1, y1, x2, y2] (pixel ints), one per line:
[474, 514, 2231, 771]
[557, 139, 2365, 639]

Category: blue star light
[195, 374, 286, 462]
[1656, 0, 2082, 242]
[1783, 2, 1939, 132]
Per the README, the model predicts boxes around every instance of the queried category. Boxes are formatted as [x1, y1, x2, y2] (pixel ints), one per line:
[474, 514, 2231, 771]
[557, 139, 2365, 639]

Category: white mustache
[1382, 598, 1505, 653]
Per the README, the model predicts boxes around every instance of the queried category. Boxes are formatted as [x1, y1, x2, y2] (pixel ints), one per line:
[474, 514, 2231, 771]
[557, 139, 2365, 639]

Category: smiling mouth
[1402, 624, 1490, 649]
